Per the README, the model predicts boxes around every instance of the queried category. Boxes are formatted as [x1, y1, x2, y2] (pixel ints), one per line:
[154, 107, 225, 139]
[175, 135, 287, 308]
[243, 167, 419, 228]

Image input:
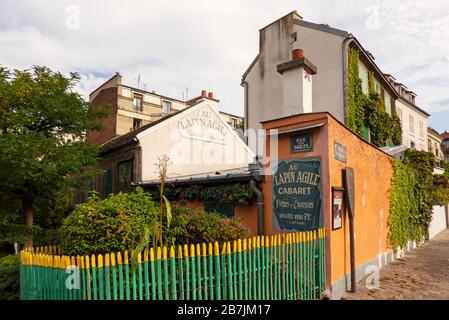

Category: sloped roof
[293, 19, 349, 37]
[99, 107, 191, 155]
[440, 131, 449, 140]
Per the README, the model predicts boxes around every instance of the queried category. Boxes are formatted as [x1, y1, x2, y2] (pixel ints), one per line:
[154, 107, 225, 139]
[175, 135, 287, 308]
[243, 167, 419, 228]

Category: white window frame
[162, 100, 171, 114]
[409, 115, 414, 134]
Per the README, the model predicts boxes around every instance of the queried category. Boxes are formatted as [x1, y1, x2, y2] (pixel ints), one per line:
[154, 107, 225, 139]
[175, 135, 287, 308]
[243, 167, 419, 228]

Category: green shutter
[118, 159, 133, 193]
[204, 202, 234, 218]
[101, 169, 113, 198]
[362, 122, 370, 142]
[83, 177, 94, 201]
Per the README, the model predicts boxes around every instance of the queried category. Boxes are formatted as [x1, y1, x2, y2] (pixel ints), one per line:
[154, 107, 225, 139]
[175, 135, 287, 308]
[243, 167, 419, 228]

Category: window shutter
[101, 169, 113, 198]
[204, 202, 235, 218]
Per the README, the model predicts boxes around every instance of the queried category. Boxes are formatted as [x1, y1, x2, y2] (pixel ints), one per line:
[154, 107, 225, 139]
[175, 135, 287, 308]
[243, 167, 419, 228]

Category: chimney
[208, 91, 214, 99]
[292, 49, 304, 60]
[277, 50, 317, 116]
[115, 72, 122, 85]
[201, 90, 207, 97]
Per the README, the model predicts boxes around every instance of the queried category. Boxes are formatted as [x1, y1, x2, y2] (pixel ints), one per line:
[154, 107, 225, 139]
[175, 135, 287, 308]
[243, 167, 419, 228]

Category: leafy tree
[0, 66, 107, 247]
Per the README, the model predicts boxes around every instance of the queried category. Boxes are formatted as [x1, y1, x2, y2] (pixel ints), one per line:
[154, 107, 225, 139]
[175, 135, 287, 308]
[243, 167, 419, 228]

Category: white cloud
[0, 0, 448, 128]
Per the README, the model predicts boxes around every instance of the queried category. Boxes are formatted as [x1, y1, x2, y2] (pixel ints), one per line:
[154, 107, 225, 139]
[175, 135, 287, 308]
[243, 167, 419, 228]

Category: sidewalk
[343, 229, 449, 300]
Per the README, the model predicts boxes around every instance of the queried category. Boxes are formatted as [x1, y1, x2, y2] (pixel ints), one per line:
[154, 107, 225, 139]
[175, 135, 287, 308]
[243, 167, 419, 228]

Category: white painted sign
[178, 109, 227, 144]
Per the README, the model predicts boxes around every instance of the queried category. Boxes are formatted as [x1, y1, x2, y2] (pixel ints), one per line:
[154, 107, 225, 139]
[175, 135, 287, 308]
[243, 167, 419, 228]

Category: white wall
[244, 16, 345, 156]
[138, 102, 254, 181]
[429, 205, 448, 239]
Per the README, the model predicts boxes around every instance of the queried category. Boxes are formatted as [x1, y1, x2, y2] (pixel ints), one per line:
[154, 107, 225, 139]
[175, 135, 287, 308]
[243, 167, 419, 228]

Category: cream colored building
[428, 127, 444, 168]
[87, 73, 240, 145]
[384, 75, 430, 151]
[218, 111, 244, 130]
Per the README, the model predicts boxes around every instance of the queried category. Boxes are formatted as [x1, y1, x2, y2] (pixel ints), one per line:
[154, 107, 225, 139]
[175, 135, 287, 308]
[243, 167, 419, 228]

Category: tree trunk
[22, 198, 34, 248]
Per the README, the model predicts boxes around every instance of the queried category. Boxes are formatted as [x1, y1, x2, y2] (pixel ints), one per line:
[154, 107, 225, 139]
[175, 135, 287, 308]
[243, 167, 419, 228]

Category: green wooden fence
[20, 228, 326, 300]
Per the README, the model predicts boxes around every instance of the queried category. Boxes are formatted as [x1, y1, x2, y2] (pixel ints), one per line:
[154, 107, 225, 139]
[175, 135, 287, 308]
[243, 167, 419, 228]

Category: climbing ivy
[347, 47, 402, 147]
[146, 182, 254, 206]
[347, 47, 365, 136]
[388, 150, 435, 249]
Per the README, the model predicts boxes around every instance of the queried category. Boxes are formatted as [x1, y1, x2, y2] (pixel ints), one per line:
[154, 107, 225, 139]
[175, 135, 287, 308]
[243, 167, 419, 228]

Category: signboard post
[272, 157, 322, 231]
[344, 167, 356, 293]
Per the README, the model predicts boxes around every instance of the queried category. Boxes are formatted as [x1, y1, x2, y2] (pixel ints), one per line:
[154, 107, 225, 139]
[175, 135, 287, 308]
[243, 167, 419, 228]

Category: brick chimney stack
[292, 49, 304, 60]
[201, 90, 207, 97]
[208, 91, 214, 99]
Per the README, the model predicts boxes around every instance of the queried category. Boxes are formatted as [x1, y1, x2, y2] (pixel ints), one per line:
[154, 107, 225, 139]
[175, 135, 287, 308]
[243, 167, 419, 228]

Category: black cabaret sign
[272, 157, 323, 231]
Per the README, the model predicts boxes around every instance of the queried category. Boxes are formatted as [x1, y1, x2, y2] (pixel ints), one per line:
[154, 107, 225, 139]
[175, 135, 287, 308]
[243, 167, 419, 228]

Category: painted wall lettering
[272, 157, 322, 231]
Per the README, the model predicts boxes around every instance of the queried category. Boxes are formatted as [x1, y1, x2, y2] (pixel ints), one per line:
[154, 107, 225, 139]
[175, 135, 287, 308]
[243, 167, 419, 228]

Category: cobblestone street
[343, 229, 449, 300]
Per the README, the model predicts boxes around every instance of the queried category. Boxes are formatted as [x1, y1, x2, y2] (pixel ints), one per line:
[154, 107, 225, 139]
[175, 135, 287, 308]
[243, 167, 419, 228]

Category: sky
[0, 0, 448, 132]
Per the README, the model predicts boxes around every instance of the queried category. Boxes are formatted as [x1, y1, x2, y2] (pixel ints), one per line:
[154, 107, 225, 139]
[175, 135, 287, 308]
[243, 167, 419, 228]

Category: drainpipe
[249, 159, 264, 235]
[241, 80, 249, 145]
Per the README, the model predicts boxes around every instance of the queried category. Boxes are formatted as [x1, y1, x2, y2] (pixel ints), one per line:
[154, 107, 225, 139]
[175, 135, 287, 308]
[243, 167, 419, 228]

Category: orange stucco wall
[261, 112, 393, 292]
[327, 115, 392, 285]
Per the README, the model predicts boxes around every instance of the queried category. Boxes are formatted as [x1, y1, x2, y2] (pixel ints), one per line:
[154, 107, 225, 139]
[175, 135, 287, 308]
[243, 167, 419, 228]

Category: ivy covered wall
[347, 47, 402, 147]
[145, 182, 254, 206]
[388, 150, 435, 249]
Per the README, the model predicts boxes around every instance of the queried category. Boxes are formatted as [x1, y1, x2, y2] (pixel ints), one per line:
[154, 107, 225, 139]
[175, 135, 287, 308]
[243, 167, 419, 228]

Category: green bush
[0, 255, 20, 300]
[59, 188, 160, 256]
[169, 206, 252, 244]
[58, 188, 252, 256]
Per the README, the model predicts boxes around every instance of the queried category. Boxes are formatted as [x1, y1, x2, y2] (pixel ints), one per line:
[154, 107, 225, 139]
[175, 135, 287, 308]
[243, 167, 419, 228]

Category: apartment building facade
[441, 131, 449, 164]
[384, 75, 430, 151]
[242, 11, 429, 156]
[428, 127, 444, 167]
[87, 74, 243, 145]
[87, 73, 187, 145]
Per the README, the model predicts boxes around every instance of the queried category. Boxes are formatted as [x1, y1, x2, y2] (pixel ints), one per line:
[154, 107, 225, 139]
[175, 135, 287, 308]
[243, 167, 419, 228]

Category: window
[397, 107, 403, 120]
[82, 177, 94, 202]
[435, 142, 439, 157]
[410, 141, 415, 149]
[384, 94, 391, 115]
[409, 115, 414, 134]
[445, 155, 449, 164]
[428, 139, 432, 153]
[374, 81, 381, 94]
[358, 62, 369, 94]
[133, 118, 142, 130]
[101, 169, 113, 198]
[162, 101, 171, 114]
[118, 159, 133, 193]
[230, 118, 237, 129]
[204, 202, 234, 218]
[419, 121, 424, 138]
[443, 140, 449, 150]
[133, 94, 143, 111]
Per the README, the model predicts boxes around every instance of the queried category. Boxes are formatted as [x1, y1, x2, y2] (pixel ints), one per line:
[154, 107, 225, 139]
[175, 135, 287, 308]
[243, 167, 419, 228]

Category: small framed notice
[332, 187, 344, 230]
[290, 134, 313, 153]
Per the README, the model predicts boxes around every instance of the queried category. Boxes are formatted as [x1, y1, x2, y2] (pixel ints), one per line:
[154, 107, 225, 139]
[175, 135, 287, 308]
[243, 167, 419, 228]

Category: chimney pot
[201, 90, 207, 97]
[208, 92, 214, 99]
[292, 49, 304, 60]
